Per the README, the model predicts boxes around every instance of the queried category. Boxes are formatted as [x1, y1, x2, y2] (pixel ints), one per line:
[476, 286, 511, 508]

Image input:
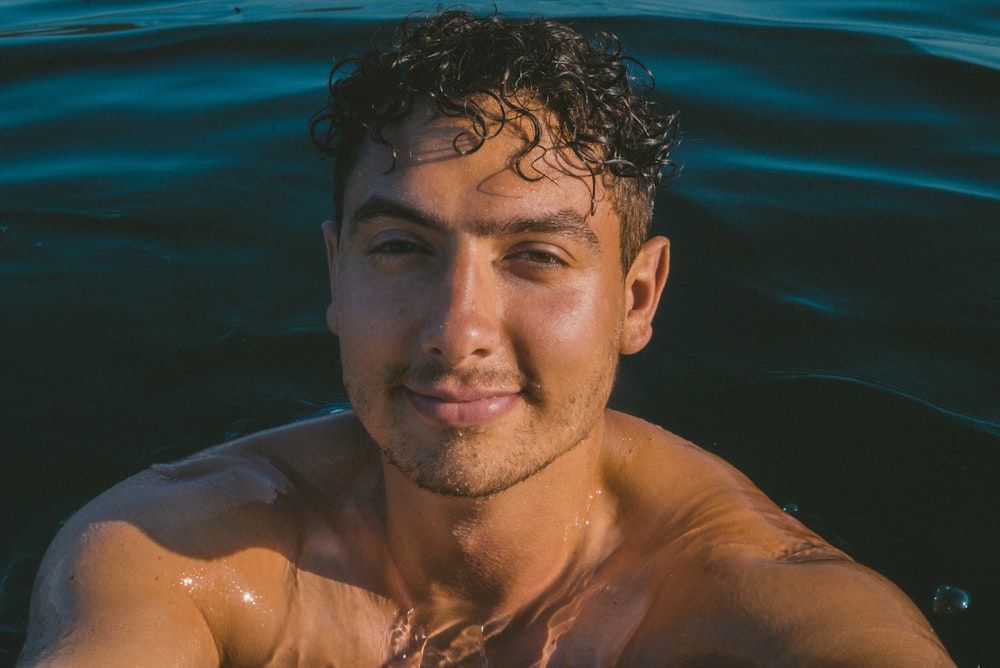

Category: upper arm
[629, 555, 955, 667]
[758, 558, 955, 666]
[17, 454, 299, 668]
[17, 515, 221, 667]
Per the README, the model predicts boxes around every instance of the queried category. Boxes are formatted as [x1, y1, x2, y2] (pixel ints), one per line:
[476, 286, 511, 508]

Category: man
[19, 11, 953, 666]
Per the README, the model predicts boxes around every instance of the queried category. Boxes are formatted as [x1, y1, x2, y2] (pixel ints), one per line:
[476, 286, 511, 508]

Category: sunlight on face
[329, 106, 630, 497]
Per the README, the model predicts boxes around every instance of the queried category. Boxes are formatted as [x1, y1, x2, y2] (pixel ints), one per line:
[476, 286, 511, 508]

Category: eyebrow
[347, 196, 600, 249]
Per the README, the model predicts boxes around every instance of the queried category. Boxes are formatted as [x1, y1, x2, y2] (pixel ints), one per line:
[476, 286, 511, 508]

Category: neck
[378, 420, 612, 626]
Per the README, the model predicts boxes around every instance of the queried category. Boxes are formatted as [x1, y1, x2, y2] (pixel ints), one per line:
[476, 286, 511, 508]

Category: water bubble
[781, 502, 800, 515]
[932, 585, 970, 615]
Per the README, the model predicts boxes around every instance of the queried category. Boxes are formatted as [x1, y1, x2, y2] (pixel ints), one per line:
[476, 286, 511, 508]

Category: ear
[322, 220, 340, 335]
[620, 236, 670, 355]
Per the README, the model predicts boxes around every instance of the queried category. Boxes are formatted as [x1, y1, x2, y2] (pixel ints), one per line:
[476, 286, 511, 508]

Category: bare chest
[253, 562, 657, 668]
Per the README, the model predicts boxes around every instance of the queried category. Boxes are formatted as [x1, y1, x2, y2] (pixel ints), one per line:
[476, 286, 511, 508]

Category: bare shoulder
[602, 410, 819, 547]
[19, 411, 377, 667]
[601, 411, 954, 666]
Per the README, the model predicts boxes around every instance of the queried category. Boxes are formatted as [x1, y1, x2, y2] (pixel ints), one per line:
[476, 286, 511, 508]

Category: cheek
[510, 283, 623, 368]
[336, 268, 418, 339]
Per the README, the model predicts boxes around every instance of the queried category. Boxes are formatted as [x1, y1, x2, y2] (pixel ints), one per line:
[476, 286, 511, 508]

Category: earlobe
[322, 220, 340, 335]
[620, 236, 670, 355]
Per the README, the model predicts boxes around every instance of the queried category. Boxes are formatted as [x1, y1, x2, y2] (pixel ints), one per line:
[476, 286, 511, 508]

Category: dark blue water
[1, 1, 998, 665]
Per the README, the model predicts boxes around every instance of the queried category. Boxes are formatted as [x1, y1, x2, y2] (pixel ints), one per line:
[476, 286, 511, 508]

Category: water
[934, 585, 973, 617]
[1, 1, 998, 665]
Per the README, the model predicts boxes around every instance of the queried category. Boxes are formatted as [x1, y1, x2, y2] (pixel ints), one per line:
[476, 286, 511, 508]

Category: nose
[420, 248, 502, 367]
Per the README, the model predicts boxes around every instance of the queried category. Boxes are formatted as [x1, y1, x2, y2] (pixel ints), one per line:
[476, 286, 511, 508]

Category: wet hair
[310, 9, 679, 269]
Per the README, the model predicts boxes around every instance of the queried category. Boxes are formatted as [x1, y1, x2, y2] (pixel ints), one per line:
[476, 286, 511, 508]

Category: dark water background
[1, 1, 998, 665]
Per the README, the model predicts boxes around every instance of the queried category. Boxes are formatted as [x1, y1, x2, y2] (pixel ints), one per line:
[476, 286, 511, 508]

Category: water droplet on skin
[932, 585, 970, 615]
[388, 608, 428, 664]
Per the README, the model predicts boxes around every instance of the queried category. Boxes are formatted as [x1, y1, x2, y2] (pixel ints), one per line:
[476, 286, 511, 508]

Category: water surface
[1, 1, 998, 665]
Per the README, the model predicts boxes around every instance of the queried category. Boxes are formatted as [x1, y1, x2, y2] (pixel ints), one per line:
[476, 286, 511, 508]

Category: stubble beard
[344, 355, 619, 499]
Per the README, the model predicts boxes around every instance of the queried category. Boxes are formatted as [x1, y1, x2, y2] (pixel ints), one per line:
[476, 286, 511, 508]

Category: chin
[383, 434, 570, 499]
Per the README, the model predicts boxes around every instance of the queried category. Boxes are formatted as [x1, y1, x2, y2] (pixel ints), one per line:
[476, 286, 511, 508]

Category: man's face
[325, 106, 660, 497]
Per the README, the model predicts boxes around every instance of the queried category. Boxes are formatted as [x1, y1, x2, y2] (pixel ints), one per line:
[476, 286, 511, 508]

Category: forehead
[341, 104, 614, 230]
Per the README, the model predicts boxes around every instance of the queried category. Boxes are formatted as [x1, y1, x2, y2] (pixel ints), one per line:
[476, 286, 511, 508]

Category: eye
[369, 238, 427, 256]
[364, 233, 432, 272]
[509, 247, 567, 267]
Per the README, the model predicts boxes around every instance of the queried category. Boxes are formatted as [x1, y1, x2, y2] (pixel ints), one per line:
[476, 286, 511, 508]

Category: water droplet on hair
[932, 585, 970, 615]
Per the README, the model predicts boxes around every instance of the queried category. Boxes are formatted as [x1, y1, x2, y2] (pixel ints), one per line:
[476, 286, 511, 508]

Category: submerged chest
[258, 556, 662, 668]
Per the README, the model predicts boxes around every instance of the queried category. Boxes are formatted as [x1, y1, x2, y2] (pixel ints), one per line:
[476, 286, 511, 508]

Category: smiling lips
[405, 386, 522, 429]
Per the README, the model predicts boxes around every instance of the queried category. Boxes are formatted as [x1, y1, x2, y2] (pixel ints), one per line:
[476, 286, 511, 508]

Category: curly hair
[310, 10, 680, 269]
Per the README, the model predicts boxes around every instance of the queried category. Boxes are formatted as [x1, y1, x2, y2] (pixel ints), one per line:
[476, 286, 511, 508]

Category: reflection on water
[387, 617, 491, 668]
[0, 22, 141, 38]
[387, 608, 429, 666]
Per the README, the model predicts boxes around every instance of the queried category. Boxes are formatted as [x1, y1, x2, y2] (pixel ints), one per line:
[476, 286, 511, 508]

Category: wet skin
[326, 106, 657, 499]
[17, 109, 956, 666]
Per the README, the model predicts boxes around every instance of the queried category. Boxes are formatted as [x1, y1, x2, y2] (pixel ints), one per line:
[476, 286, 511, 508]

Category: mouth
[404, 386, 523, 429]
